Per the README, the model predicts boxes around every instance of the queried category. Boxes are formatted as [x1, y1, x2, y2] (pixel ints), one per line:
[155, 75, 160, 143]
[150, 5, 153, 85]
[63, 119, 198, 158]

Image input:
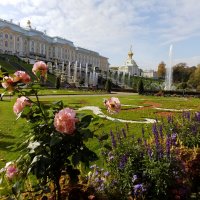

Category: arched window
[5, 34, 8, 39]
[5, 41, 8, 47]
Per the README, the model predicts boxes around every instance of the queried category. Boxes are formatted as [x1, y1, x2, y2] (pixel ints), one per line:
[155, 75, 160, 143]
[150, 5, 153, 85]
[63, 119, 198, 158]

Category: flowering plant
[104, 97, 121, 114]
[0, 61, 98, 199]
[98, 121, 199, 200]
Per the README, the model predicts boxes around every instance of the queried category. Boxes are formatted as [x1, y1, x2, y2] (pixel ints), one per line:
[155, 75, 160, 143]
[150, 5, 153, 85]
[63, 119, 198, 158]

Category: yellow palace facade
[0, 19, 109, 73]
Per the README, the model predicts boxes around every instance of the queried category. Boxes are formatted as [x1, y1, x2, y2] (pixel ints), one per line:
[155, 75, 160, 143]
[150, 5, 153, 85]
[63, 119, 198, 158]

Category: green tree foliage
[157, 61, 166, 78]
[55, 76, 61, 89]
[105, 79, 112, 93]
[188, 64, 200, 88]
[137, 79, 144, 94]
[173, 63, 195, 83]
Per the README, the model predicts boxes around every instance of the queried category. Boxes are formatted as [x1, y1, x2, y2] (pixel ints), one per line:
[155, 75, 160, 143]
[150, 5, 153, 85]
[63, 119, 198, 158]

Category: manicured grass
[1, 93, 200, 168]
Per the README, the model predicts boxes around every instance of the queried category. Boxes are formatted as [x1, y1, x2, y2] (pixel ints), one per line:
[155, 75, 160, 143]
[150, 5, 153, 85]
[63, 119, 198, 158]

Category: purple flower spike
[159, 125, 163, 141]
[110, 129, 117, 148]
[195, 112, 200, 121]
[166, 134, 171, 158]
[122, 128, 127, 138]
[119, 154, 128, 169]
[142, 127, 145, 138]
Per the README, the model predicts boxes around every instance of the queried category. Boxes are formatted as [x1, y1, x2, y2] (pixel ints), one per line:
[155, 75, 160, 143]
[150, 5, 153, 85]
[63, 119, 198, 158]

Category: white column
[62, 61, 65, 73]
[85, 63, 88, 87]
[92, 67, 96, 86]
[13, 35, 16, 53]
[68, 61, 71, 82]
[20, 37, 23, 55]
[79, 62, 82, 79]
[73, 61, 78, 82]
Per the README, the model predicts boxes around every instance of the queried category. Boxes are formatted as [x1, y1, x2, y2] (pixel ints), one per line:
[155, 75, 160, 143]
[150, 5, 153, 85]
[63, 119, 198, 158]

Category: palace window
[10, 34, 13, 40]
[5, 41, 8, 47]
[0, 33, 3, 38]
[10, 42, 13, 48]
[5, 34, 8, 39]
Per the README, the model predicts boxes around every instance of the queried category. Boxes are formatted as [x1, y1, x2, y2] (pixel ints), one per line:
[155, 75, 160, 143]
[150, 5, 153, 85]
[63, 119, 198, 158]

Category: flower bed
[0, 62, 200, 199]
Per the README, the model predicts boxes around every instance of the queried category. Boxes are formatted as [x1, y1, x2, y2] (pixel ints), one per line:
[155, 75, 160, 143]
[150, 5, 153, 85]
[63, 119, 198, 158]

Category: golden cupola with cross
[128, 47, 134, 60]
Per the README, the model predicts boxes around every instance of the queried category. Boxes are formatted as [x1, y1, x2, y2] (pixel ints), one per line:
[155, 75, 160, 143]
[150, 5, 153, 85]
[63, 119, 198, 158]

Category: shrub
[105, 79, 112, 93]
[0, 62, 98, 199]
[55, 76, 61, 89]
[137, 79, 144, 94]
[96, 120, 200, 199]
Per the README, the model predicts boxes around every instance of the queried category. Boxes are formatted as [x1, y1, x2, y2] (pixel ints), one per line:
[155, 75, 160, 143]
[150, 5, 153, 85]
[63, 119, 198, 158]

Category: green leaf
[22, 106, 32, 116]
[98, 133, 109, 141]
[79, 115, 93, 128]
[50, 134, 62, 146]
[72, 153, 81, 166]
[12, 181, 21, 195]
[81, 129, 93, 140]
[103, 144, 112, 151]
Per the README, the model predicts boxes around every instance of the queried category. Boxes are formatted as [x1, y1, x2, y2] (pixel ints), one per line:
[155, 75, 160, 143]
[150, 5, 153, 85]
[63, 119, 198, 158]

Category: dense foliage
[91, 113, 200, 199]
[0, 63, 98, 199]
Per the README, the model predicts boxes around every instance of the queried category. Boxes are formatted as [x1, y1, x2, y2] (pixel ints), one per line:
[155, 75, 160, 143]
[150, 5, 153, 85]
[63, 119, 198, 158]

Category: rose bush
[0, 61, 98, 199]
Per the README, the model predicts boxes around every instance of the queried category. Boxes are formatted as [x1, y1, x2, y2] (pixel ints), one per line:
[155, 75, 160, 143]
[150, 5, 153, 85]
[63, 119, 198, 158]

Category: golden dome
[128, 50, 133, 57]
[128, 45, 133, 59]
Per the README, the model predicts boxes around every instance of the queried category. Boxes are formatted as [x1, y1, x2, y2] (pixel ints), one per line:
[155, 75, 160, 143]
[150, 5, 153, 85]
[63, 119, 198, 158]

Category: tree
[105, 79, 112, 93]
[172, 63, 195, 83]
[157, 62, 166, 79]
[188, 64, 200, 88]
[137, 79, 144, 94]
[55, 76, 61, 89]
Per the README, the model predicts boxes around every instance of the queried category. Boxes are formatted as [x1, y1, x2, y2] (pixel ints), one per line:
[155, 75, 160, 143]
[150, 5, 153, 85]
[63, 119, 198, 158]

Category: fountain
[164, 44, 173, 90]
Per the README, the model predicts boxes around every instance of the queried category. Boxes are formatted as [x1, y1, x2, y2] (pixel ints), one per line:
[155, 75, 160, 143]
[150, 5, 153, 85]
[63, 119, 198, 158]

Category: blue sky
[0, 0, 200, 70]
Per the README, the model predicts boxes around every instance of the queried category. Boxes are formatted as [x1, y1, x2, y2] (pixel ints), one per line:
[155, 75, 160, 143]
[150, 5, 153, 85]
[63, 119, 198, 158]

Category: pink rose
[13, 96, 31, 115]
[54, 108, 78, 134]
[6, 164, 18, 179]
[13, 71, 31, 84]
[1, 76, 15, 92]
[104, 97, 121, 114]
[32, 61, 48, 78]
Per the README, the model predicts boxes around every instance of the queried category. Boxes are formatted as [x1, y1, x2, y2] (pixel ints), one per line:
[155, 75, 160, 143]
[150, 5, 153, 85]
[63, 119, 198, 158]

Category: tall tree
[188, 64, 200, 88]
[173, 63, 194, 83]
[157, 62, 166, 78]
[137, 79, 144, 94]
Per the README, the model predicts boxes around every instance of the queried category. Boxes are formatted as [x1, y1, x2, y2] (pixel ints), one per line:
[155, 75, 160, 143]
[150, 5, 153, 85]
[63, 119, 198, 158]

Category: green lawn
[1, 92, 200, 168]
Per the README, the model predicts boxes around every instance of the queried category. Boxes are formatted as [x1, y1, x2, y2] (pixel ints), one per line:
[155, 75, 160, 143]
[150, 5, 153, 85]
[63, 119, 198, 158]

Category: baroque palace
[0, 18, 109, 85]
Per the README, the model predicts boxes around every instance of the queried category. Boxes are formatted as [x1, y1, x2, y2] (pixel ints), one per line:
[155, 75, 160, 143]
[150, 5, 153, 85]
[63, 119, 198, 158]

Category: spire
[128, 45, 133, 59]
